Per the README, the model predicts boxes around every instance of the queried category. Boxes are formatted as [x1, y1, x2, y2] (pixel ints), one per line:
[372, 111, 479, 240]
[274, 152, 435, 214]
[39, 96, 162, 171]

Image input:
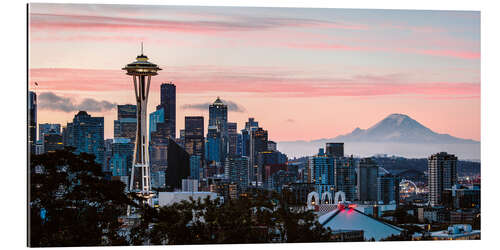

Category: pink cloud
[29, 13, 367, 35]
[283, 42, 479, 60]
[29, 68, 480, 99]
[417, 49, 480, 59]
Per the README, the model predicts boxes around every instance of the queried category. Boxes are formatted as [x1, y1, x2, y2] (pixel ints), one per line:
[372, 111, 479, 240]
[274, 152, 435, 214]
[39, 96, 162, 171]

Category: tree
[133, 188, 335, 245]
[29, 148, 136, 247]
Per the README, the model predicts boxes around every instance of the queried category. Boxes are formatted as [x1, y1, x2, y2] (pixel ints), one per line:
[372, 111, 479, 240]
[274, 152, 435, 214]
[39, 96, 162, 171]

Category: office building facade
[157, 83, 176, 139]
[64, 111, 105, 165]
[184, 116, 205, 162]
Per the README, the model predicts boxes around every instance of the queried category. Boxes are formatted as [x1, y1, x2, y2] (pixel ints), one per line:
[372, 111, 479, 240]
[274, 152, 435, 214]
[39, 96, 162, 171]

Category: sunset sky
[28, 3, 480, 142]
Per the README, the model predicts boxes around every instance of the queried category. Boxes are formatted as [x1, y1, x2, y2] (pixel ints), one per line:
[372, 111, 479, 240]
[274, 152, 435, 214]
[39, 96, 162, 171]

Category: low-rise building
[158, 192, 219, 207]
[413, 224, 480, 240]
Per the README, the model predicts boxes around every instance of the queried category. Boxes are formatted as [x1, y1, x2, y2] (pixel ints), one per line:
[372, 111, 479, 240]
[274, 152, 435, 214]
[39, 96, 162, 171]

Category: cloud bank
[38, 92, 117, 112]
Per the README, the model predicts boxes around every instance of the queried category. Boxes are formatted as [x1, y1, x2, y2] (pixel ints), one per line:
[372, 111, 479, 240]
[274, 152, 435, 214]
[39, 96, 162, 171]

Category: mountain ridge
[277, 113, 479, 159]
[286, 113, 478, 144]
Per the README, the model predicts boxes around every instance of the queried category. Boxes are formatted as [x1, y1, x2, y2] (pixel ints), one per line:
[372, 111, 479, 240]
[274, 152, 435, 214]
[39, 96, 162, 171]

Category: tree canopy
[29, 148, 136, 247]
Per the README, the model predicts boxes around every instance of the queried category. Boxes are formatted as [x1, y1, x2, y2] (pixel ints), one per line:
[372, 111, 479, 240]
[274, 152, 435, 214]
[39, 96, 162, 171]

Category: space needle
[122, 44, 161, 206]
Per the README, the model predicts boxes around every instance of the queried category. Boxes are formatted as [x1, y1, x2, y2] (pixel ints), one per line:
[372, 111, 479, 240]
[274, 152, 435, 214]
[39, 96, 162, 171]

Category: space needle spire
[122, 44, 162, 206]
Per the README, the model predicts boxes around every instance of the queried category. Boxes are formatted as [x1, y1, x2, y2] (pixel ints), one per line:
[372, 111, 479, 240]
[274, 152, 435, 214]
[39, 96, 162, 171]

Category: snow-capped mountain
[330, 113, 477, 144]
[277, 113, 479, 159]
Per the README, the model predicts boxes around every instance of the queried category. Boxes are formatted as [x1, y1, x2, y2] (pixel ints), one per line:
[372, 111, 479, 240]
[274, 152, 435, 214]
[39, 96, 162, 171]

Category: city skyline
[29, 4, 480, 143]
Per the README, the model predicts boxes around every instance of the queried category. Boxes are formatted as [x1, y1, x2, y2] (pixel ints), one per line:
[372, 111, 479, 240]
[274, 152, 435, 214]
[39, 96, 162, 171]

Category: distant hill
[278, 113, 480, 159]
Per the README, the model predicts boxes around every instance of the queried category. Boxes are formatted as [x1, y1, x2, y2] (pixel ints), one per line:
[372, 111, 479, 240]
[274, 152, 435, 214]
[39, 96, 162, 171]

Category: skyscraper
[239, 129, 250, 157]
[184, 116, 205, 162]
[209, 97, 228, 159]
[206, 125, 222, 163]
[114, 104, 137, 142]
[357, 157, 379, 202]
[157, 83, 176, 139]
[309, 149, 335, 198]
[326, 143, 344, 158]
[166, 139, 190, 190]
[28, 91, 37, 155]
[250, 127, 268, 185]
[377, 174, 401, 205]
[428, 152, 458, 207]
[245, 117, 258, 130]
[226, 156, 249, 192]
[190, 155, 202, 180]
[149, 123, 169, 172]
[64, 111, 105, 164]
[227, 122, 238, 156]
[149, 107, 164, 137]
[335, 156, 357, 202]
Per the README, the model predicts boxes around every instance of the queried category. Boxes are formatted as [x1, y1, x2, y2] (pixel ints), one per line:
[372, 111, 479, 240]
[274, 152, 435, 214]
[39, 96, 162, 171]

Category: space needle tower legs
[122, 45, 162, 208]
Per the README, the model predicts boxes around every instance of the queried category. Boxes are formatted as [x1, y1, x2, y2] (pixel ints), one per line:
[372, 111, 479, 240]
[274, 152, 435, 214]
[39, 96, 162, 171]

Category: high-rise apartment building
[428, 152, 458, 207]
[377, 174, 400, 205]
[335, 156, 357, 202]
[309, 149, 335, 198]
[226, 156, 249, 192]
[357, 157, 379, 202]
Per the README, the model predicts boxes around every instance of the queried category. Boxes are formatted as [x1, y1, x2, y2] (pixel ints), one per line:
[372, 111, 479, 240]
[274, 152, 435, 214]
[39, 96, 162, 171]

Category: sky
[28, 3, 480, 142]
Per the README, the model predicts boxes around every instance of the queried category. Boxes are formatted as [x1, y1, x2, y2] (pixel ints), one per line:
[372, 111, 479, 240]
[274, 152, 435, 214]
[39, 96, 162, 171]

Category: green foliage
[132, 189, 334, 245]
[29, 148, 136, 247]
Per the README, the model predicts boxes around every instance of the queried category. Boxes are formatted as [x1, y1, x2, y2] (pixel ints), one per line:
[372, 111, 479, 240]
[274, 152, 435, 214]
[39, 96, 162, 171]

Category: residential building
[428, 152, 458, 207]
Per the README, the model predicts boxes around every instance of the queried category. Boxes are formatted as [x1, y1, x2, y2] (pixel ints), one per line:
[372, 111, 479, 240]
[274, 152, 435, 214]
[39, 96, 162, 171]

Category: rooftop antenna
[141, 42, 144, 55]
